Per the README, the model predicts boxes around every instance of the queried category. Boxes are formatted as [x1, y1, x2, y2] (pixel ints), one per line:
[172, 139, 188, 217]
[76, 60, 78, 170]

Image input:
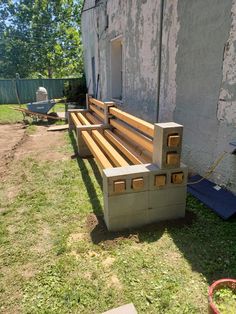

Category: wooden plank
[85, 112, 102, 125]
[132, 178, 144, 190]
[113, 180, 126, 193]
[166, 152, 180, 166]
[89, 97, 105, 109]
[76, 112, 91, 125]
[104, 130, 146, 165]
[47, 124, 69, 131]
[113, 129, 152, 163]
[110, 119, 153, 153]
[167, 134, 180, 147]
[109, 107, 154, 138]
[171, 172, 184, 184]
[155, 175, 166, 187]
[81, 131, 113, 169]
[92, 130, 129, 167]
[71, 112, 82, 127]
[90, 104, 105, 120]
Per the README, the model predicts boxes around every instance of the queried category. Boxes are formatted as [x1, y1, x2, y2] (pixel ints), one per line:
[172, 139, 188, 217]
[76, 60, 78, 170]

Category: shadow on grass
[168, 196, 236, 284]
[69, 131, 103, 215]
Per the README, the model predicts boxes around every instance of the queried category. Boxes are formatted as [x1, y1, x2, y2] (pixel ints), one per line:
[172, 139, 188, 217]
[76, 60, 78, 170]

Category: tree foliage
[0, 0, 84, 78]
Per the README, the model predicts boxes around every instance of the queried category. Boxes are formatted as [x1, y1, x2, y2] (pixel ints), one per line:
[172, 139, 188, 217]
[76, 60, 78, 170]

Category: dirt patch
[0, 124, 70, 177]
[20, 262, 38, 279]
[102, 256, 115, 267]
[15, 125, 69, 162]
[0, 124, 27, 175]
[68, 232, 87, 245]
[108, 274, 123, 290]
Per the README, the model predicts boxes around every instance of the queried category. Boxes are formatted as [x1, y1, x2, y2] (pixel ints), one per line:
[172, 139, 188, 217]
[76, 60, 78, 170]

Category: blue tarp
[187, 175, 236, 220]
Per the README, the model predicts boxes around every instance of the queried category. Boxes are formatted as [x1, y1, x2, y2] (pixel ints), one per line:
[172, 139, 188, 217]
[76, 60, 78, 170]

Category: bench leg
[76, 127, 92, 157]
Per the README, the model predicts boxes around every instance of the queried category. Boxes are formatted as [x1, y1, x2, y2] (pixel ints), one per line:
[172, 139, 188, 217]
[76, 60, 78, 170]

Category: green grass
[0, 132, 235, 313]
[0, 104, 26, 124]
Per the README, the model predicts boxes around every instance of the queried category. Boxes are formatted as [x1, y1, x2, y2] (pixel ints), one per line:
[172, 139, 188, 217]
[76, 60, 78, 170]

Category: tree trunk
[48, 67, 53, 78]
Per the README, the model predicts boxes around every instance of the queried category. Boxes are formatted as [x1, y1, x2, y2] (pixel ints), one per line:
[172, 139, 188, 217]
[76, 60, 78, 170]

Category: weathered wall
[82, 0, 161, 122]
[174, 0, 235, 192]
[82, 0, 236, 193]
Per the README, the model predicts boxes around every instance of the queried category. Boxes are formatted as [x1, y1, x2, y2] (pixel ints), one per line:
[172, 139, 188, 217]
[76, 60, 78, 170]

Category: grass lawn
[0, 104, 26, 124]
[0, 110, 235, 313]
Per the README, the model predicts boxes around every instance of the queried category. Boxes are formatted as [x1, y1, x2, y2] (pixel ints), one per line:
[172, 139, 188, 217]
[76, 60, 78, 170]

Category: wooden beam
[110, 119, 153, 153]
[92, 130, 129, 167]
[90, 104, 105, 120]
[104, 130, 146, 165]
[81, 131, 113, 169]
[85, 112, 102, 125]
[76, 112, 91, 125]
[113, 129, 152, 163]
[71, 112, 82, 127]
[109, 107, 154, 138]
[89, 97, 105, 109]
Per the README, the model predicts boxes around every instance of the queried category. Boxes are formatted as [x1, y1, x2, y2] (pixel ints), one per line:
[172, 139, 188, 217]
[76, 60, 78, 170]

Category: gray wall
[82, 0, 236, 194]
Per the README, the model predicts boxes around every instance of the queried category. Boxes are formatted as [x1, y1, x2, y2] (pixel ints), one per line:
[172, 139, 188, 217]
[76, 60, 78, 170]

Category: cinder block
[147, 163, 188, 190]
[152, 122, 183, 169]
[102, 303, 137, 314]
[148, 186, 187, 209]
[76, 130, 92, 157]
[104, 191, 148, 219]
[105, 210, 148, 231]
[147, 203, 186, 224]
[103, 165, 150, 196]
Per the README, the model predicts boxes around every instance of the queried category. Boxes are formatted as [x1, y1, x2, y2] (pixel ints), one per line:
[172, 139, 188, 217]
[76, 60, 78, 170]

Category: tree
[0, 0, 84, 78]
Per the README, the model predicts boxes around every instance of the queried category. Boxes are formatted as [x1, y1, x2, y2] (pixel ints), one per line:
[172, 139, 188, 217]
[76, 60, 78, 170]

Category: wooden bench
[68, 96, 188, 231]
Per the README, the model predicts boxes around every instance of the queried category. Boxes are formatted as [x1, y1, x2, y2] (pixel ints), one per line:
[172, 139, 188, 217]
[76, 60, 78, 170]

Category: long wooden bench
[68, 96, 188, 231]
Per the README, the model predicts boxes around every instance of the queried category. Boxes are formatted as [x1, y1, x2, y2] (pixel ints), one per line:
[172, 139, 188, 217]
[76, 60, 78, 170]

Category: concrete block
[147, 203, 186, 224]
[76, 130, 92, 157]
[104, 191, 148, 219]
[146, 163, 188, 190]
[103, 164, 150, 196]
[152, 122, 183, 169]
[148, 186, 187, 209]
[103, 303, 137, 314]
[105, 210, 148, 231]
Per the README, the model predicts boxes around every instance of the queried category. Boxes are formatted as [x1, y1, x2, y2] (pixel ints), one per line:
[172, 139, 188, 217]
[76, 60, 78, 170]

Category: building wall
[81, 0, 236, 194]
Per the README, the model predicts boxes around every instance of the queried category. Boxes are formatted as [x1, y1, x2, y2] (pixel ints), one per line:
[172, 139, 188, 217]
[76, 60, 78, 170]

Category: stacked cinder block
[103, 122, 188, 231]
